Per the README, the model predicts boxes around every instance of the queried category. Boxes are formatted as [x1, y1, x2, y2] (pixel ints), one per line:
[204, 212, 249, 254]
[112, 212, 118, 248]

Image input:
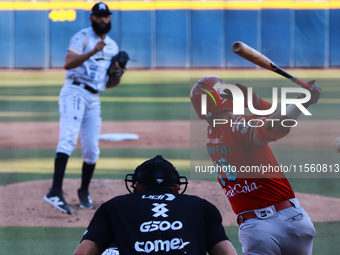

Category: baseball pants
[238, 198, 315, 255]
[56, 82, 101, 164]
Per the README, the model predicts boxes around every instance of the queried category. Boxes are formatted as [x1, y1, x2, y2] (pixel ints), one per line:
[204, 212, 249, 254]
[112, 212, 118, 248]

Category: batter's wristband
[255, 125, 289, 143]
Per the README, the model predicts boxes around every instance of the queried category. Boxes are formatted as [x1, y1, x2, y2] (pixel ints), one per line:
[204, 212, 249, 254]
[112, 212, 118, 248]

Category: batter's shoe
[44, 191, 72, 215]
[78, 189, 93, 209]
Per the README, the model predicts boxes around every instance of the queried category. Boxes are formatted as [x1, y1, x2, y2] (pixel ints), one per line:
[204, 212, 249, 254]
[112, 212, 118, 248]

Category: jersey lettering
[207, 145, 232, 156]
[207, 136, 223, 144]
[89, 64, 98, 71]
[213, 157, 238, 182]
[134, 238, 190, 253]
[90, 72, 95, 79]
[223, 180, 262, 198]
[140, 220, 183, 232]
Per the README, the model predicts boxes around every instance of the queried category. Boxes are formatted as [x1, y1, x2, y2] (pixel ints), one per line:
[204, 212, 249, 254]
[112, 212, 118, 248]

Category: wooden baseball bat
[232, 41, 310, 89]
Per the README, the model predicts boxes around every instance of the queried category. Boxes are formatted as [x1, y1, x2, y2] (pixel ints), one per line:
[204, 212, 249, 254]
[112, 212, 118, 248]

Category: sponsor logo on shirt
[134, 194, 190, 253]
[140, 220, 183, 232]
[152, 203, 169, 218]
[134, 238, 190, 253]
[206, 136, 223, 144]
[223, 179, 262, 198]
[142, 193, 175, 201]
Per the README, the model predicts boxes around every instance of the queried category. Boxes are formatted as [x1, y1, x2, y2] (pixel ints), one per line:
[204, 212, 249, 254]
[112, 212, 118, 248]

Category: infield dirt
[0, 120, 339, 227]
[0, 120, 338, 149]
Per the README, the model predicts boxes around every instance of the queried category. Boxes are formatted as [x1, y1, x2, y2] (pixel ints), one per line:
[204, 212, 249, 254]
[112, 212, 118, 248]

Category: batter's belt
[237, 200, 294, 225]
[72, 81, 98, 94]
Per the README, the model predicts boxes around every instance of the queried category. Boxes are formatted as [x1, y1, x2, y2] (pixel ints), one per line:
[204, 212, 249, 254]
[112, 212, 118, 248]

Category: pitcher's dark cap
[91, 2, 112, 15]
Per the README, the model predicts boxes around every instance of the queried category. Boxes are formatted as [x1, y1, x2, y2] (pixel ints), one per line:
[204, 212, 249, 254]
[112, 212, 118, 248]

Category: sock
[51, 152, 69, 194]
[80, 162, 96, 192]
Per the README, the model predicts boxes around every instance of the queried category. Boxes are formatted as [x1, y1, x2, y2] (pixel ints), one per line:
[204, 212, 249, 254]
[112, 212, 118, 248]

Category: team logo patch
[152, 203, 169, 218]
[99, 3, 107, 10]
[156, 178, 164, 184]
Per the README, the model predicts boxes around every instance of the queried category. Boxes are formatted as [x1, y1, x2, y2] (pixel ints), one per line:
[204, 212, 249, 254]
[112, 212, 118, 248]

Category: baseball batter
[44, 2, 124, 214]
[73, 155, 237, 255]
[191, 76, 321, 255]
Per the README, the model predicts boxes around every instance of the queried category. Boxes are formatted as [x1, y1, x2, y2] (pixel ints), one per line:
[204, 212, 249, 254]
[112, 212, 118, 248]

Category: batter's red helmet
[190, 76, 233, 119]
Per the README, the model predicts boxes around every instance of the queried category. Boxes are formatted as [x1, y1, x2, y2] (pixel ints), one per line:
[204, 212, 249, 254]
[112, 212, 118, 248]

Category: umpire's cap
[91, 2, 112, 15]
[125, 155, 188, 194]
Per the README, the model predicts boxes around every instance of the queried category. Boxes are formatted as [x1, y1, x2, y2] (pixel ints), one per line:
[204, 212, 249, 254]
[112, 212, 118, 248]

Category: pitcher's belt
[237, 200, 294, 225]
[72, 81, 98, 94]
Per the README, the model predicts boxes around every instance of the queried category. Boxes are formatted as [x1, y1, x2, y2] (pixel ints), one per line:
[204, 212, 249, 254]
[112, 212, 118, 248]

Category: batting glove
[297, 80, 321, 107]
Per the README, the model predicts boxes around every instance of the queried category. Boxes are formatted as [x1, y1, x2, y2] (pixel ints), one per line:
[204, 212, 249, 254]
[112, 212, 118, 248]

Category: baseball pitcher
[44, 2, 129, 215]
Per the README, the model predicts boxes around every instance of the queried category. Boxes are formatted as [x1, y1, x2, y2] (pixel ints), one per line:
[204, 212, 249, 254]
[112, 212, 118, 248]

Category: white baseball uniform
[57, 26, 119, 164]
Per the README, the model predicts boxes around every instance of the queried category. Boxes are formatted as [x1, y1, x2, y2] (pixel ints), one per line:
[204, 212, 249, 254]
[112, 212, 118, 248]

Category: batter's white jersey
[65, 26, 119, 92]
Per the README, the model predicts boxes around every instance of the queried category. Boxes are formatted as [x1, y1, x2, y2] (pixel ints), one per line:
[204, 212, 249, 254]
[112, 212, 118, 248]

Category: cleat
[78, 189, 93, 209]
[44, 191, 72, 215]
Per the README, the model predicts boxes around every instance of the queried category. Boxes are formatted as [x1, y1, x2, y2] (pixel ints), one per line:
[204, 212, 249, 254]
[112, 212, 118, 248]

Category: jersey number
[213, 157, 238, 186]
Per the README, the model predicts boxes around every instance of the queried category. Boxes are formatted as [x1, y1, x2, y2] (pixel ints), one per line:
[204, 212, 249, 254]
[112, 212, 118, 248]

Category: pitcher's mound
[0, 179, 339, 227]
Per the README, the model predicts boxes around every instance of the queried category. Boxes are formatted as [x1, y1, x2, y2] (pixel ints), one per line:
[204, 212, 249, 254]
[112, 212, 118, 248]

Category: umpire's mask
[124, 155, 188, 194]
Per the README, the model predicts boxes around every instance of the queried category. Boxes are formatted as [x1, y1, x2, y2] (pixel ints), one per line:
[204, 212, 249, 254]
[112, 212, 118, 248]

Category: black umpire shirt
[82, 191, 229, 254]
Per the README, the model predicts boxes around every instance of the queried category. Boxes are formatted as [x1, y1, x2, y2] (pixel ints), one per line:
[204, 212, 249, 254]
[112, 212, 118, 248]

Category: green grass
[272, 147, 340, 181]
[1, 222, 339, 255]
[0, 69, 339, 255]
[288, 178, 340, 198]
[0, 148, 191, 185]
[225, 222, 340, 254]
[0, 227, 83, 255]
[0, 70, 339, 121]
[312, 222, 340, 254]
[1, 147, 338, 199]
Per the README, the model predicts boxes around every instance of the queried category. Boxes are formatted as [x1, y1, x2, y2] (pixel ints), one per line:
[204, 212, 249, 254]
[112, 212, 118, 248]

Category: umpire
[73, 155, 237, 255]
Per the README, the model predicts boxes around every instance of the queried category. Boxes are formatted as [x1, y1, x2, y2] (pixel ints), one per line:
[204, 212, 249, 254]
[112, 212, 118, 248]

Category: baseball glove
[107, 51, 130, 77]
